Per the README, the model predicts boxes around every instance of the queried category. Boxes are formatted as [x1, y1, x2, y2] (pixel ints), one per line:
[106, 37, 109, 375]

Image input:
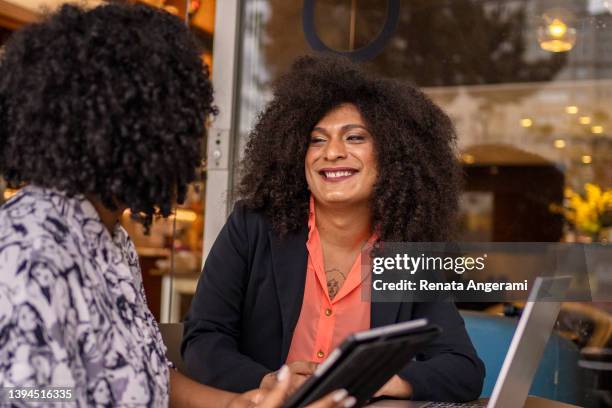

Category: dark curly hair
[238, 55, 461, 241]
[0, 3, 215, 227]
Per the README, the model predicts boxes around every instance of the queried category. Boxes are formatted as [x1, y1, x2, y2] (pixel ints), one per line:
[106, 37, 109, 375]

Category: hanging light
[565, 106, 578, 114]
[538, 10, 576, 53]
[462, 154, 475, 164]
[591, 125, 604, 134]
[554, 139, 566, 149]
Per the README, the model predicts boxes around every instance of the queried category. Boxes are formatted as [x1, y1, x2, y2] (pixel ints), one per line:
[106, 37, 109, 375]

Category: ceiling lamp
[538, 10, 576, 53]
[462, 154, 475, 165]
[565, 106, 578, 114]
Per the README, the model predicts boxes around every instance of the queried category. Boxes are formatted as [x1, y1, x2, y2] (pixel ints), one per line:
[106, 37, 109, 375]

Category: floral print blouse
[0, 185, 170, 407]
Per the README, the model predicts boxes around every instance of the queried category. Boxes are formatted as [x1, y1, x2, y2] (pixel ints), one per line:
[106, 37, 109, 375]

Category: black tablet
[282, 319, 441, 408]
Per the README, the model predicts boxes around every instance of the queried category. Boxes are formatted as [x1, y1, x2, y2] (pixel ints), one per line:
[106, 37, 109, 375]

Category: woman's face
[17, 305, 38, 331]
[305, 103, 378, 208]
[32, 263, 53, 287]
[32, 355, 51, 378]
[93, 380, 112, 404]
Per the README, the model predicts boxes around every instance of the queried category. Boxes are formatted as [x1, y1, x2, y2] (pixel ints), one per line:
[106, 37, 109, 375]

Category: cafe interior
[0, 0, 611, 406]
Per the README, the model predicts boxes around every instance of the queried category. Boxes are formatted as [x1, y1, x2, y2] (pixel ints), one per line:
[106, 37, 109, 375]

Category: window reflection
[235, 3, 611, 404]
[236, 0, 611, 244]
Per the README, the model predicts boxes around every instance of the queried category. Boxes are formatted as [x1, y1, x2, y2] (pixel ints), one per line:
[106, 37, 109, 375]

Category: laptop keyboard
[423, 402, 486, 408]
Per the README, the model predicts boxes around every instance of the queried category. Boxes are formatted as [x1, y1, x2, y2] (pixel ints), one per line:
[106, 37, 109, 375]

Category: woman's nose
[323, 137, 347, 160]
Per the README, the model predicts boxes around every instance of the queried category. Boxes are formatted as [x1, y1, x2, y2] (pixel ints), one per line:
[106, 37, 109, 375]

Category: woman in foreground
[0, 4, 353, 407]
[182, 55, 485, 402]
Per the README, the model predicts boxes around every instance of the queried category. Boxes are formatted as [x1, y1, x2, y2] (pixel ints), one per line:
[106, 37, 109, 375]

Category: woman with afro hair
[0, 4, 354, 408]
[183, 55, 485, 402]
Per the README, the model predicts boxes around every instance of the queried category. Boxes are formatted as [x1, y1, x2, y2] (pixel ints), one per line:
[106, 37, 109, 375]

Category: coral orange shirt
[286, 198, 375, 364]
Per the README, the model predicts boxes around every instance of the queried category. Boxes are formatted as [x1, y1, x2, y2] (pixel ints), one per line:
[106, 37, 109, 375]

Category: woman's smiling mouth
[318, 167, 359, 182]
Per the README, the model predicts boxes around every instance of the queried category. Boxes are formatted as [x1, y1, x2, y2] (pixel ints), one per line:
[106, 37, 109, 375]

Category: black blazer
[181, 202, 485, 402]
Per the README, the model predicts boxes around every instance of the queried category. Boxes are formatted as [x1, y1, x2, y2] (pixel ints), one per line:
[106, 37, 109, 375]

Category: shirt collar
[21, 184, 123, 241]
[307, 194, 316, 237]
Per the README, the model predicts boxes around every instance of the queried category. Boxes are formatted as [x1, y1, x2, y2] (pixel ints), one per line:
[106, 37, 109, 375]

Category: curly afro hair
[0, 3, 215, 226]
[238, 55, 461, 241]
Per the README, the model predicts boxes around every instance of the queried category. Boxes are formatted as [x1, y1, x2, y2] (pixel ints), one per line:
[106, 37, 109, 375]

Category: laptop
[371, 276, 572, 408]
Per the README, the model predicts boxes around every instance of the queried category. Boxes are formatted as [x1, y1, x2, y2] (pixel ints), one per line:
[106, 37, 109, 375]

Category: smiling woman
[182, 55, 485, 403]
[306, 104, 378, 208]
[235, 55, 460, 242]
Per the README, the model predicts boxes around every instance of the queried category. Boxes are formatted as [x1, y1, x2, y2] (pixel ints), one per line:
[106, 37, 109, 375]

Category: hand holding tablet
[283, 319, 441, 408]
[238, 366, 357, 408]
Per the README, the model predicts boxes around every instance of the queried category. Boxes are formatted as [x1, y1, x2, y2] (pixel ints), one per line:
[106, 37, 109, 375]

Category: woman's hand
[374, 375, 412, 399]
[231, 365, 356, 408]
[259, 361, 318, 396]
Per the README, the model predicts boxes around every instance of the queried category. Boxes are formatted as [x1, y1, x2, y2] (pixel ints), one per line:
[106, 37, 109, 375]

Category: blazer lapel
[269, 228, 309, 363]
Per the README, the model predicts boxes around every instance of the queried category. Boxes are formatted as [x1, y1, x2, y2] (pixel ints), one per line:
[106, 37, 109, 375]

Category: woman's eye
[347, 134, 365, 141]
[310, 137, 325, 144]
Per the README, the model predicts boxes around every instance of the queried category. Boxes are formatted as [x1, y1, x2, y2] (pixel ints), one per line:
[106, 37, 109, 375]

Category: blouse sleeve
[0, 239, 87, 405]
[116, 226, 176, 370]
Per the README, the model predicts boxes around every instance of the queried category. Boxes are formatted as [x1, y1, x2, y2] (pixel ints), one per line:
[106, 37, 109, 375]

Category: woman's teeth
[324, 170, 354, 178]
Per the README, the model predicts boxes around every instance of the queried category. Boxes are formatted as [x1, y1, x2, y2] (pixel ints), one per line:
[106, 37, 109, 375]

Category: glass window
[233, 3, 611, 404]
[235, 0, 611, 244]
[123, 0, 216, 324]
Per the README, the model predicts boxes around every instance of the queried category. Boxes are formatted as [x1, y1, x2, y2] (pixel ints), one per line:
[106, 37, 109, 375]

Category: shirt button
[317, 350, 325, 358]
[325, 308, 332, 316]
